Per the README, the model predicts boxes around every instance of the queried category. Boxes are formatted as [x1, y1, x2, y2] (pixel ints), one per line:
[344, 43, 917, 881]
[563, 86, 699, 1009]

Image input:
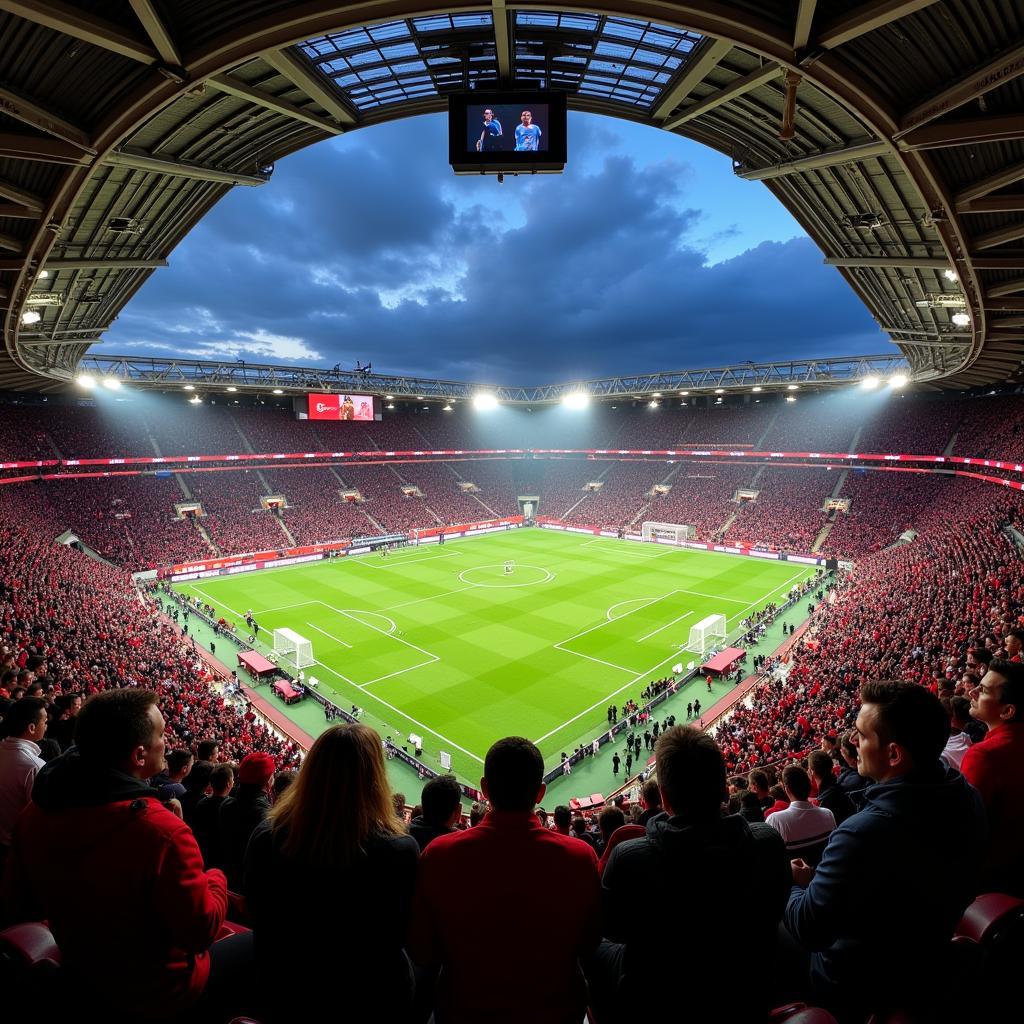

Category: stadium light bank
[472, 393, 499, 411]
[562, 392, 590, 410]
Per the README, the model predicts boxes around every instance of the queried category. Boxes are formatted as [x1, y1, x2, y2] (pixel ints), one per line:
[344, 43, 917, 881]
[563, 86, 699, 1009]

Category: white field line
[555, 592, 675, 649]
[351, 551, 461, 570]
[317, 602, 439, 665]
[187, 585, 245, 619]
[674, 589, 751, 606]
[607, 596, 661, 621]
[255, 599, 321, 616]
[304, 621, 352, 649]
[579, 538, 673, 557]
[343, 609, 399, 634]
[638, 610, 694, 643]
[305, 658, 483, 764]
[558, 650, 637, 675]
[382, 585, 477, 612]
[361, 659, 438, 688]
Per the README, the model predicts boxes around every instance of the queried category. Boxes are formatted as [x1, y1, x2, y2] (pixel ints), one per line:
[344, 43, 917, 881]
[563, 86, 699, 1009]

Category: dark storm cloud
[105, 114, 884, 382]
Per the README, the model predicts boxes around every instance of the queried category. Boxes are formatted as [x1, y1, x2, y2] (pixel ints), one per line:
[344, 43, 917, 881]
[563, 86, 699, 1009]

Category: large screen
[449, 91, 567, 174]
[307, 393, 376, 421]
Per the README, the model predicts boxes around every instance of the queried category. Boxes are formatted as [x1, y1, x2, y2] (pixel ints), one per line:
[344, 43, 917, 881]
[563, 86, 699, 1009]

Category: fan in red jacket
[1, 689, 231, 1019]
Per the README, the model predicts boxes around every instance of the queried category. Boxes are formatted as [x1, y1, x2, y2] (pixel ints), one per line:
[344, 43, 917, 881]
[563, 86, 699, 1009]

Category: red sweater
[961, 722, 1024, 883]
[410, 810, 600, 1023]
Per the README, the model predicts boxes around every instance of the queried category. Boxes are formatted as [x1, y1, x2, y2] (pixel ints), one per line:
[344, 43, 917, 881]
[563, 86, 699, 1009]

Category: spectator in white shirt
[0, 696, 49, 869]
[766, 764, 836, 866]
[940, 695, 974, 770]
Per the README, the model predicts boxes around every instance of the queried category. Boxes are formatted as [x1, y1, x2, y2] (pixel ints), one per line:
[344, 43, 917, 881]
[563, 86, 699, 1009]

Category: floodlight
[648, 400, 659, 408]
[272, 388, 283, 395]
[38, 269, 50, 280]
[752, 386, 762, 393]
[787, 384, 799, 391]
[652, 392, 662, 398]
[785, 395, 797, 403]
[189, 395, 202, 404]
[385, 395, 394, 400]
[888, 374, 909, 388]
[443, 404, 453, 412]
[184, 384, 195, 391]
[76, 374, 96, 389]
[226, 386, 237, 392]
[386, 403, 395, 409]
[416, 396, 425, 400]
[473, 393, 498, 411]
[103, 378, 121, 390]
[943, 269, 958, 282]
[951, 312, 971, 327]
[679, 390, 689, 396]
[562, 392, 589, 410]
[21, 310, 41, 325]
[861, 376, 881, 390]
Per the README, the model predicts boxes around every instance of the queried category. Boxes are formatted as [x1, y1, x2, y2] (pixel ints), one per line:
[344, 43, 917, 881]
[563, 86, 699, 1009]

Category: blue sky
[104, 111, 888, 384]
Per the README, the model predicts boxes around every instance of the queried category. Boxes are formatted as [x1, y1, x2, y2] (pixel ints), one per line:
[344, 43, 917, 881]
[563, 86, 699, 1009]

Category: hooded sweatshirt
[601, 811, 790, 1015]
[2, 748, 228, 1018]
[785, 765, 986, 1015]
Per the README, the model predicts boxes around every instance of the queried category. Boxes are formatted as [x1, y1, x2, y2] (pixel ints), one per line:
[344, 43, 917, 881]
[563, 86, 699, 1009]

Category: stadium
[1, 2, 1023, 1023]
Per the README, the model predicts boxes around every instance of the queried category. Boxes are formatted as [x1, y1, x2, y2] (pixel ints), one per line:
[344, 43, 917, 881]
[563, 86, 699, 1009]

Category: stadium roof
[0, 1, 1022, 392]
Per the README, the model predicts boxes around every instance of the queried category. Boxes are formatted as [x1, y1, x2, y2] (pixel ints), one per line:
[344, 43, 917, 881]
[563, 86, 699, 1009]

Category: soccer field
[175, 529, 816, 781]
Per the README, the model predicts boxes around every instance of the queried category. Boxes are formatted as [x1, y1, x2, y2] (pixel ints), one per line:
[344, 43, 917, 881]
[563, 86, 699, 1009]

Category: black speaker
[825, 557, 839, 571]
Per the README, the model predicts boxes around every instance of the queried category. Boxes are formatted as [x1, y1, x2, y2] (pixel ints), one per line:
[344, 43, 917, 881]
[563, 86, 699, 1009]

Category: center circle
[458, 563, 555, 588]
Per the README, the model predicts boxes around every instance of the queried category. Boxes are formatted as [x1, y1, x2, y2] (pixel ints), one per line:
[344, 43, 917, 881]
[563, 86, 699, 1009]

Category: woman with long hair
[244, 724, 419, 1019]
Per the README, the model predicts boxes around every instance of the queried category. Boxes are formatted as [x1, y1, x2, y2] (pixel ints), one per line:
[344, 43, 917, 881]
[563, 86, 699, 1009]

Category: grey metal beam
[794, 0, 819, 51]
[974, 223, 1024, 251]
[0, 0, 157, 64]
[492, 0, 512, 84]
[735, 140, 889, 180]
[0, 132, 91, 164]
[0, 85, 94, 151]
[987, 278, 1024, 298]
[653, 38, 732, 121]
[103, 149, 269, 185]
[824, 256, 951, 269]
[0, 176, 44, 211]
[663, 63, 781, 131]
[899, 114, 1024, 151]
[956, 195, 1024, 214]
[0, 203, 39, 218]
[0, 231, 22, 253]
[955, 160, 1024, 204]
[260, 48, 357, 125]
[44, 258, 168, 271]
[817, 0, 941, 51]
[128, 0, 181, 66]
[985, 297, 1024, 312]
[208, 75, 346, 135]
[897, 41, 1024, 136]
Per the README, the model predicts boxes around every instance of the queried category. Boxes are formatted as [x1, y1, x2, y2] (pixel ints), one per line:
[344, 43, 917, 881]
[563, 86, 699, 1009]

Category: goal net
[684, 614, 728, 655]
[272, 627, 315, 670]
[642, 521, 696, 544]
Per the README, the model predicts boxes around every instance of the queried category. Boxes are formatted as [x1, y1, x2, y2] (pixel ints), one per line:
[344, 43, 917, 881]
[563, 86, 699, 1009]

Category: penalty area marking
[606, 596, 661, 621]
[352, 551, 461, 570]
[458, 563, 555, 589]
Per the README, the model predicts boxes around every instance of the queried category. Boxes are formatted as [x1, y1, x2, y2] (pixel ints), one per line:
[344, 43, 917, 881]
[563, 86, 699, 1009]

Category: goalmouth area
[174, 529, 817, 783]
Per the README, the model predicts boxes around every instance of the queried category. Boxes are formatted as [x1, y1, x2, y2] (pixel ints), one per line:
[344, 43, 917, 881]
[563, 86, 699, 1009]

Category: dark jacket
[408, 815, 455, 853]
[814, 778, 855, 826]
[192, 794, 229, 869]
[602, 811, 790, 1015]
[3, 749, 227, 1017]
[244, 819, 418, 1020]
[219, 784, 271, 890]
[785, 766, 986, 1016]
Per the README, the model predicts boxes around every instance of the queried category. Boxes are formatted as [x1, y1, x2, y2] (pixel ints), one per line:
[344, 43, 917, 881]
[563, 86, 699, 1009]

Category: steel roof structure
[1, 1, 1022, 393]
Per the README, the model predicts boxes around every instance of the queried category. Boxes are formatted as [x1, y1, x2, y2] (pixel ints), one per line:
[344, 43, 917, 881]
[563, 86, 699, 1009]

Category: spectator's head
[209, 763, 234, 796]
[769, 784, 788, 807]
[654, 726, 726, 822]
[74, 689, 166, 778]
[739, 791, 765, 821]
[469, 801, 487, 826]
[481, 737, 545, 812]
[393, 792, 407, 818]
[855, 681, 949, 782]
[571, 817, 589, 837]
[839, 731, 858, 768]
[749, 769, 770, 796]
[965, 646, 993, 681]
[553, 804, 572, 831]
[949, 695, 972, 729]
[728, 775, 749, 794]
[165, 748, 194, 781]
[237, 751, 276, 791]
[272, 770, 297, 801]
[0, 695, 48, 742]
[970, 659, 1024, 729]
[807, 750, 834, 788]
[268, 723, 404, 865]
[183, 759, 213, 795]
[640, 778, 662, 812]
[782, 765, 813, 801]
[197, 739, 221, 762]
[420, 773, 462, 828]
[598, 806, 626, 843]
[1005, 630, 1024, 660]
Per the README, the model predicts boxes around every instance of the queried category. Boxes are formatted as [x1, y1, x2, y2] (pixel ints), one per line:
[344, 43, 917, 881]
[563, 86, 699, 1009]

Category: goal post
[684, 614, 728, 655]
[272, 627, 315, 670]
[642, 521, 696, 544]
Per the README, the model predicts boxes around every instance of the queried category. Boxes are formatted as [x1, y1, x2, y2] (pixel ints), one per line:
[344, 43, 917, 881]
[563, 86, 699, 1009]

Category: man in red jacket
[410, 736, 600, 1023]
[2, 688, 238, 1019]
[963, 658, 1024, 895]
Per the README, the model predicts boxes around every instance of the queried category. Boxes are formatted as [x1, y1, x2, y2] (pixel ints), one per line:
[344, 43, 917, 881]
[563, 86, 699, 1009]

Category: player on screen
[341, 395, 355, 420]
[476, 108, 502, 152]
[514, 110, 542, 151]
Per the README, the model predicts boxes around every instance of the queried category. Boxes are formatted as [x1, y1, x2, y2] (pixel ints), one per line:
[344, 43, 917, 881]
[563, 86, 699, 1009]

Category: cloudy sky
[104, 111, 888, 385]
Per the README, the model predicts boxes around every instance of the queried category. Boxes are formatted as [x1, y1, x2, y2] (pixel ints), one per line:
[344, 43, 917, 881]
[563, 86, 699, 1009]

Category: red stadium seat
[770, 1003, 838, 1023]
[955, 893, 1024, 947]
[0, 921, 61, 970]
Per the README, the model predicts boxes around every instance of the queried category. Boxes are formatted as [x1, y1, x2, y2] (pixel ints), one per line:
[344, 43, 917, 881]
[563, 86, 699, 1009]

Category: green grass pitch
[175, 529, 816, 782]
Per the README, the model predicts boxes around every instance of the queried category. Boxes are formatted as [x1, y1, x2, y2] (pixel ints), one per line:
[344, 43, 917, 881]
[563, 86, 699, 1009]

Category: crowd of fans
[563, 460, 667, 530]
[723, 468, 834, 551]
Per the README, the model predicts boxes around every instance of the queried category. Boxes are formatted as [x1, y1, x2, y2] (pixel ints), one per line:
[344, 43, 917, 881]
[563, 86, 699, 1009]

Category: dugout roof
[0, 1, 1022, 392]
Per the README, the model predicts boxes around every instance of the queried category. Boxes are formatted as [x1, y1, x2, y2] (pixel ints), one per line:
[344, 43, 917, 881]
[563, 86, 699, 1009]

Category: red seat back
[0, 922, 61, 970]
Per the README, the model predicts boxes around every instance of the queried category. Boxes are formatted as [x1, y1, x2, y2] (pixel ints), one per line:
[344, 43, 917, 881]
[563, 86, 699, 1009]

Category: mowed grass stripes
[176, 530, 815, 781]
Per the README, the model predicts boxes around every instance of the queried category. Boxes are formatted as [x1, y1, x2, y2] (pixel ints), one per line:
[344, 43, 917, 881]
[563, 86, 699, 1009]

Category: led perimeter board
[449, 92, 567, 174]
